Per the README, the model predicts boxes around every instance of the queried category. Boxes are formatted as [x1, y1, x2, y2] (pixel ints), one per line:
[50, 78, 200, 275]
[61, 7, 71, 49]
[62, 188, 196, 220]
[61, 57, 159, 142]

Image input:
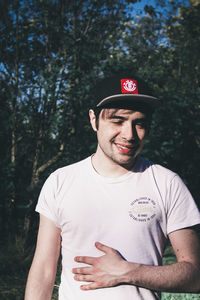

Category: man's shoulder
[52, 156, 90, 177]
[138, 156, 177, 179]
[42, 156, 91, 192]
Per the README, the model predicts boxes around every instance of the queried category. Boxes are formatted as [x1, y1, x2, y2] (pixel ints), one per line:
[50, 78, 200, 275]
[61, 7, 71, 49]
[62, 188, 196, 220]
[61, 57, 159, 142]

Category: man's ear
[89, 109, 97, 131]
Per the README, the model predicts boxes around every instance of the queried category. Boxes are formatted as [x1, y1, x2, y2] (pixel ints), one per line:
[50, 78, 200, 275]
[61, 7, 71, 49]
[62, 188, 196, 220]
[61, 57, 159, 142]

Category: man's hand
[72, 242, 129, 290]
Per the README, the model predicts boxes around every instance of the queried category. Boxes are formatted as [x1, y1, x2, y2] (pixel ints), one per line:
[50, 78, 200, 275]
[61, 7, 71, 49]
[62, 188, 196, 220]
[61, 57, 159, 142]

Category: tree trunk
[8, 2, 19, 236]
[23, 141, 64, 244]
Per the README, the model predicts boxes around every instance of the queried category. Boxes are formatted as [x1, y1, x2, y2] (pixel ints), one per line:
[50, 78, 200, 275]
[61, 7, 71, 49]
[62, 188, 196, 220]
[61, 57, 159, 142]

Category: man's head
[89, 108, 149, 170]
[89, 74, 160, 169]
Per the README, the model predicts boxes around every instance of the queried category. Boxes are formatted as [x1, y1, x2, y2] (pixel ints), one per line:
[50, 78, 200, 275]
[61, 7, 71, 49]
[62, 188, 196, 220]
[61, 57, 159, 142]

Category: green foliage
[121, 1, 200, 204]
[0, 0, 199, 256]
[0, 235, 33, 299]
[0, 0, 136, 239]
[1, 1, 200, 298]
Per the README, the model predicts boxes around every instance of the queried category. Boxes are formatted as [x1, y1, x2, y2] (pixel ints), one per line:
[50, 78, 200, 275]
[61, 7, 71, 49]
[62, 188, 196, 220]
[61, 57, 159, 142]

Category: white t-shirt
[36, 156, 200, 300]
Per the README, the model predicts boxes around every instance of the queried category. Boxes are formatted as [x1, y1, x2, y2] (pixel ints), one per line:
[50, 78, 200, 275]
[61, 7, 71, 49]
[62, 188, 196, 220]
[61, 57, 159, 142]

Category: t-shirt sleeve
[166, 175, 200, 235]
[35, 173, 60, 228]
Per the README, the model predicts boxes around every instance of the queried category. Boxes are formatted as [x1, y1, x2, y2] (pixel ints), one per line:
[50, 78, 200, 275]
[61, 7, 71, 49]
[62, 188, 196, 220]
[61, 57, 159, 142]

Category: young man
[25, 75, 200, 300]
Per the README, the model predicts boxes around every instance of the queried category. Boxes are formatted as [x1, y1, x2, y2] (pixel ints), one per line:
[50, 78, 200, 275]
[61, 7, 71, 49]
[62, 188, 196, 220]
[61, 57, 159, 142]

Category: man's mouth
[115, 143, 135, 154]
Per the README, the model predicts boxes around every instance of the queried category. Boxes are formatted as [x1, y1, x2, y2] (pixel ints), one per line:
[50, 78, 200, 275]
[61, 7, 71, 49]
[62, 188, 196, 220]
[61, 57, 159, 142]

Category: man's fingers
[72, 266, 92, 275]
[74, 243, 116, 266]
[80, 281, 104, 290]
[95, 241, 115, 254]
[74, 274, 94, 282]
[74, 256, 94, 265]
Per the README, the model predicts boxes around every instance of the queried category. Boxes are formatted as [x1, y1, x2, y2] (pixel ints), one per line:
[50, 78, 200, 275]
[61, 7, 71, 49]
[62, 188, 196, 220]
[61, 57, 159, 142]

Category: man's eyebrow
[108, 115, 147, 123]
[133, 117, 147, 123]
[108, 115, 128, 120]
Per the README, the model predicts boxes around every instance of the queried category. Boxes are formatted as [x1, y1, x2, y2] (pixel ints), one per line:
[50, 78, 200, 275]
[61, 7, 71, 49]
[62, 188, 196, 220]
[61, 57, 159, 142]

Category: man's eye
[111, 120, 123, 124]
[136, 123, 146, 129]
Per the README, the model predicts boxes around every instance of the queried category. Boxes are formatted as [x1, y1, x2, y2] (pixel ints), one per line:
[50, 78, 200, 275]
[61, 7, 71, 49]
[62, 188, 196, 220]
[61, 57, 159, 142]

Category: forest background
[0, 0, 200, 299]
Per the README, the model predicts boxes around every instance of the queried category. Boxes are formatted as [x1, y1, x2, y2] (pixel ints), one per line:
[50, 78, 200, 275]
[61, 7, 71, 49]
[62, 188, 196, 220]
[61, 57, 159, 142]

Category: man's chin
[114, 156, 137, 169]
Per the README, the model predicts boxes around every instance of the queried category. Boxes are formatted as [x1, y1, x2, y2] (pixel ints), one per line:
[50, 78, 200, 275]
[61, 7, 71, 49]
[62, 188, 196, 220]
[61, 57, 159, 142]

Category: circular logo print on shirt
[129, 197, 156, 222]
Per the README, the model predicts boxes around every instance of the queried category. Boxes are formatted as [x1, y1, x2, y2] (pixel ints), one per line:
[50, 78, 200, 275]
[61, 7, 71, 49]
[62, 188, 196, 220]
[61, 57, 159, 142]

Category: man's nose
[121, 123, 136, 141]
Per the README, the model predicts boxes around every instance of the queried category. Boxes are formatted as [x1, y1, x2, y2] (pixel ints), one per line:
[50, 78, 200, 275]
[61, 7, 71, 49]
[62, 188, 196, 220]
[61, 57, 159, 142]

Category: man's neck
[91, 151, 135, 178]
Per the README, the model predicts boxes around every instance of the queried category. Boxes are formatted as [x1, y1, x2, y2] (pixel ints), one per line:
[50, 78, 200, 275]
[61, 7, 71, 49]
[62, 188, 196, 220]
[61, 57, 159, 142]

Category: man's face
[89, 108, 149, 170]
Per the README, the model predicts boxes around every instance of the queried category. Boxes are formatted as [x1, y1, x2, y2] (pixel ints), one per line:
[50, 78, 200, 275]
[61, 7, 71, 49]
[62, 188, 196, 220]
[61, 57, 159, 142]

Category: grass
[0, 239, 200, 300]
[162, 294, 200, 299]
[162, 246, 200, 300]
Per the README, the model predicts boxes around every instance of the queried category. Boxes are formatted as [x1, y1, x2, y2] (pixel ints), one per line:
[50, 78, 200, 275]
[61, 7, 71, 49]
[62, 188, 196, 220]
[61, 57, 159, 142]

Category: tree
[120, 0, 200, 205]
[0, 0, 139, 241]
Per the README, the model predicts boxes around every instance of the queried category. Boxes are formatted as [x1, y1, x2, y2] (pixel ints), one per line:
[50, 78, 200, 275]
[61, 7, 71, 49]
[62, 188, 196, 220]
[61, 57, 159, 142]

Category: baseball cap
[94, 74, 160, 110]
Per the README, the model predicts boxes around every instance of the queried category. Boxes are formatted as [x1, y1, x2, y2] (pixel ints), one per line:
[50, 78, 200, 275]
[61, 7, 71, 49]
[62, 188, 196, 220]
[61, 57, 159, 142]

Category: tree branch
[36, 143, 64, 176]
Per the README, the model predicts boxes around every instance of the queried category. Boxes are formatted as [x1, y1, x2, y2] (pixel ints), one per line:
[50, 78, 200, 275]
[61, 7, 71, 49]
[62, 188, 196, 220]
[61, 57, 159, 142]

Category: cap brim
[96, 94, 160, 109]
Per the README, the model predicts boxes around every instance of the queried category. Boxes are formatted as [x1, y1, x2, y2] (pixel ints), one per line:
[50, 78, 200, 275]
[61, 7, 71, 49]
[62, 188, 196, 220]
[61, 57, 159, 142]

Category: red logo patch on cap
[121, 79, 138, 94]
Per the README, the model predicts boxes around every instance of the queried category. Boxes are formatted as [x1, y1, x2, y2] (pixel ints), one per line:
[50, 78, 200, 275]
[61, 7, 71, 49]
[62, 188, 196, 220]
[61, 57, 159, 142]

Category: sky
[129, 0, 162, 17]
[134, 0, 156, 10]
[130, 0, 189, 16]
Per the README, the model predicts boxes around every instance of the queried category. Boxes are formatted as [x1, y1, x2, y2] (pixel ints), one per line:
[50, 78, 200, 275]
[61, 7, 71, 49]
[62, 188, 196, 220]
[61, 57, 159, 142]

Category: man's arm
[72, 228, 200, 293]
[24, 214, 61, 300]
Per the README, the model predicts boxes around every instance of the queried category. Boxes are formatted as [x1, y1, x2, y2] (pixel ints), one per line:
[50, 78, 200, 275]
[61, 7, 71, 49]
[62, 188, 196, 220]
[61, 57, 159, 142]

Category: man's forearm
[73, 241, 200, 292]
[122, 260, 200, 293]
[24, 267, 56, 300]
